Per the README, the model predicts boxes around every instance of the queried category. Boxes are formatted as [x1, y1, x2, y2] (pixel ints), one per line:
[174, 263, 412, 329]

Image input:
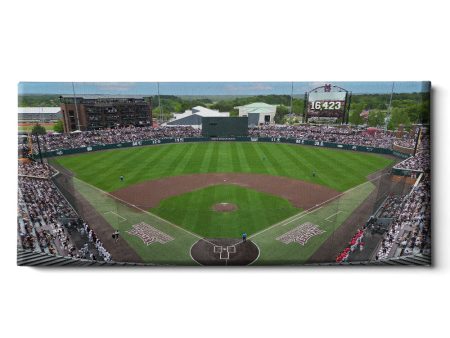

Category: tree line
[19, 92, 430, 131]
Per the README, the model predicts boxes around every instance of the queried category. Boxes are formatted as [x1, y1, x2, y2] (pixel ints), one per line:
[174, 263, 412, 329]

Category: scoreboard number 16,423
[310, 101, 342, 110]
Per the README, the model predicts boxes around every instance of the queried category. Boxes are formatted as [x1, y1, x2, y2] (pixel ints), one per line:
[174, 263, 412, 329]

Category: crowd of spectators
[393, 139, 416, 149]
[19, 124, 430, 264]
[22, 125, 424, 154]
[17, 161, 111, 261]
[394, 150, 430, 172]
[18, 161, 56, 178]
[378, 195, 404, 218]
[375, 174, 431, 260]
[34, 126, 201, 152]
[249, 125, 414, 149]
[394, 133, 430, 172]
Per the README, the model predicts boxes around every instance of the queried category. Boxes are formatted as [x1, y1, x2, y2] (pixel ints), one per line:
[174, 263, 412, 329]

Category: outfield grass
[151, 184, 301, 238]
[54, 142, 393, 192]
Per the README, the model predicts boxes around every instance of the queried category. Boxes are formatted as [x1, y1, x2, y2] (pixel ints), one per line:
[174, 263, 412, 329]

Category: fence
[39, 135, 396, 157]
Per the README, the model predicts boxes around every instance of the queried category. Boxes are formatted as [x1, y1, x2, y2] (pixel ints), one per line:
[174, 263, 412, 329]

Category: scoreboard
[304, 84, 351, 123]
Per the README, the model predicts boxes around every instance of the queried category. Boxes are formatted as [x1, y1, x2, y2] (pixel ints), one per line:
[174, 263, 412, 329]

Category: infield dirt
[111, 173, 340, 210]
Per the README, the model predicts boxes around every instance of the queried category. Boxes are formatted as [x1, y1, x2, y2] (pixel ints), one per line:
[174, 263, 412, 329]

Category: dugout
[202, 117, 248, 137]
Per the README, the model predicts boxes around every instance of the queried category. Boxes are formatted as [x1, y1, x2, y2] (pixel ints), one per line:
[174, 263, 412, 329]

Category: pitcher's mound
[212, 202, 238, 212]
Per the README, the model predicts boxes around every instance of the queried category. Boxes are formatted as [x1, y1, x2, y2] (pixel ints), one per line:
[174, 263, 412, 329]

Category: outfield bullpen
[52, 142, 395, 265]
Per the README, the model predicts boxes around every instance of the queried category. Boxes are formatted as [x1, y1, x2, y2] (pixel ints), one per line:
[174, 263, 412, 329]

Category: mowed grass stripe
[239, 143, 262, 174]
[248, 143, 276, 175]
[98, 147, 153, 181]
[199, 142, 215, 173]
[132, 144, 173, 179]
[172, 142, 200, 176]
[230, 142, 242, 172]
[64, 147, 149, 189]
[184, 142, 206, 173]
[55, 142, 393, 192]
[235, 142, 251, 172]
[207, 142, 220, 172]
[62, 147, 130, 179]
[164, 143, 193, 175]
[258, 143, 290, 177]
[339, 149, 393, 172]
[276, 144, 313, 178]
[296, 146, 359, 190]
[216, 142, 232, 172]
[302, 146, 348, 188]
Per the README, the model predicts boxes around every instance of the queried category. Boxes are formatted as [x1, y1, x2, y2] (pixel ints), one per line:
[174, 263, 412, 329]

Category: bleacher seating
[17, 162, 111, 261]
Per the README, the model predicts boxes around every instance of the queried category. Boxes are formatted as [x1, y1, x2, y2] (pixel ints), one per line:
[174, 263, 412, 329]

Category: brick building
[60, 95, 152, 132]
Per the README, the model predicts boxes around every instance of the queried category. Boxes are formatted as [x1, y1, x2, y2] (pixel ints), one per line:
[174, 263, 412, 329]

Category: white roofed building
[235, 102, 277, 127]
[18, 107, 62, 122]
[166, 106, 229, 128]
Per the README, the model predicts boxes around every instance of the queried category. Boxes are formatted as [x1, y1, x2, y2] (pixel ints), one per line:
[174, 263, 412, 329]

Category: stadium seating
[249, 125, 416, 149]
[23, 125, 420, 153]
[374, 174, 431, 260]
[18, 125, 429, 264]
[33, 126, 201, 152]
[17, 162, 111, 261]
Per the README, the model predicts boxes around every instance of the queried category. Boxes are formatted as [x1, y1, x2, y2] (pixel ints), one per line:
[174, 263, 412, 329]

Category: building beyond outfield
[60, 95, 152, 133]
[235, 102, 277, 126]
[18, 107, 62, 123]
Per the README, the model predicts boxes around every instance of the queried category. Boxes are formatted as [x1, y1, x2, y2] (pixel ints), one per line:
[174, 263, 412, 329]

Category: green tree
[388, 107, 411, 130]
[153, 106, 174, 121]
[367, 110, 386, 127]
[53, 119, 64, 133]
[31, 124, 47, 135]
[274, 105, 289, 124]
[349, 110, 364, 125]
[348, 102, 365, 125]
[292, 99, 304, 115]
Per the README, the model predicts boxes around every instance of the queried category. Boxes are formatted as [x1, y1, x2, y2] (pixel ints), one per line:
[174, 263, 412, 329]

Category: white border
[3, 2, 449, 338]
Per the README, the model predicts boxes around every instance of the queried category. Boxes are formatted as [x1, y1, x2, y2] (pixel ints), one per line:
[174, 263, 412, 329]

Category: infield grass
[54, 142, 393, 192]
[151, 184, 301, 238]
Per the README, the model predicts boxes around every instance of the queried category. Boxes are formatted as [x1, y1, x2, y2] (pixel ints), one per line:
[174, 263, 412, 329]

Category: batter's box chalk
[220, 250, 230, 260]
[227, 245, 236, 253]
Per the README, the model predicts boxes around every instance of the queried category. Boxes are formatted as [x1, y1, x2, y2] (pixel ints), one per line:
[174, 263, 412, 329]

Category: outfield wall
[39, 136, 417, 176]
[39, 136, 393, 157]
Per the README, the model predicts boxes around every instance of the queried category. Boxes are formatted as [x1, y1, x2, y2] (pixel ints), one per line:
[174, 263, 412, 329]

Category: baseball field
[52, 141, 394, 265]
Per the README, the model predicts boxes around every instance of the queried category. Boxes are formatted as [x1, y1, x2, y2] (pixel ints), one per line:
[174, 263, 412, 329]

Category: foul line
[246, 172, 389, 241]
[325, 211, 343, 222]
[104, 211, 127, 222]
[69, 175, 218, 248]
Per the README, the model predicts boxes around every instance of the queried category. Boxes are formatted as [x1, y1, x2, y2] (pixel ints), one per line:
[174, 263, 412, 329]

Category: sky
[18, 81, 429, 96]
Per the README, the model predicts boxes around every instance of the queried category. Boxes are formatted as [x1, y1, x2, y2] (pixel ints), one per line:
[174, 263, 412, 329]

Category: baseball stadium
[17, 82, 431, 266]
